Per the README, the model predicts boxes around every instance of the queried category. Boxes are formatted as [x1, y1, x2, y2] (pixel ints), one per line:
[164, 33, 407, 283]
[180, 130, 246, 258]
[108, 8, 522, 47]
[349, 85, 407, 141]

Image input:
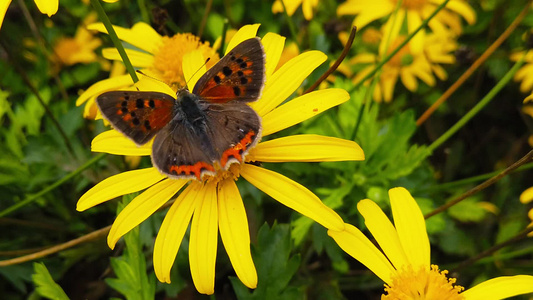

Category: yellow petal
[0, 0, 10, 29]
[102, 0, 119, 2]
[251, 134, 364, 162]
[107, 179, 188, 249]
[406, 12, 424, 55]
[101, 48, 154, 68]
[189, 181, 218, 295]
[183, 50, 207, 91]
[400, 68, 418, 91]
[225, 24, 260, 55]
[302, 0, 315, 20]
[328, 224, 396, 284]
[261, 32, 286, 79]
[251, 51, 327, 117]
[261, 89, 349, 136]
[241, 164, 344, 231]
[520, 186, 533, 204]
[92, 130, 152, 156]
[34, 0, 58, 16]
[77, 168, 165, 211]
[135, 73, 176, 96]
[76, 75, 134, 106]
[218, 179, 257, 289]
[389, 187, 430, 270]
[154, 182, 200, 283]
[446, 0, 476, 25]
[461, 275, 533, 300]
[357, 199, 409, 271]
[88, 22, 162, 54]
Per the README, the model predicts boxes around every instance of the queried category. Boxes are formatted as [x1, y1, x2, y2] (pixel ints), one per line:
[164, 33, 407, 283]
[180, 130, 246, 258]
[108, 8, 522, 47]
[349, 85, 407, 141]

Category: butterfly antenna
[185, 57, 211, 89]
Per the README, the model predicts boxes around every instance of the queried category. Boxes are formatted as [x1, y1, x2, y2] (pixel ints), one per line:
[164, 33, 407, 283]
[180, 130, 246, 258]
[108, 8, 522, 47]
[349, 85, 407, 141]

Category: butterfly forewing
[97, 91, 176, 145]
[193, 37, 266, 103]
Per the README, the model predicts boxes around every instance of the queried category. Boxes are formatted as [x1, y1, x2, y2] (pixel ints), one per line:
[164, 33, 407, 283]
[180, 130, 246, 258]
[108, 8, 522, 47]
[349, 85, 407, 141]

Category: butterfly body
[97, 38, 265, 180]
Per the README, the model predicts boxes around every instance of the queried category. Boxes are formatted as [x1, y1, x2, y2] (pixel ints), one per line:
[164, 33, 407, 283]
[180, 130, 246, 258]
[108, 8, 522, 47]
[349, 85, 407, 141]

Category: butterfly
[96, 37, 265, 180]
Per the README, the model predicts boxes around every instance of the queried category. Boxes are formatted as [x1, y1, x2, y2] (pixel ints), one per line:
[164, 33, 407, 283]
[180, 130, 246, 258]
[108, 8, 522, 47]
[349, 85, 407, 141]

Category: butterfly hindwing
[97, 91, 176, 145]
[193, 37, 266, 103]
[203, 101, 262, 169]
[151, 116, 217, 180]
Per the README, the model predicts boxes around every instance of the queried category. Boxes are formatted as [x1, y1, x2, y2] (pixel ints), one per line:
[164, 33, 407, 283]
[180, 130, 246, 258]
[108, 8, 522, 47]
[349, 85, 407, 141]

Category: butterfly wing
[151, 119, 217, 180]
[203, 101, 262, 169]
[97, 91, 176, 145]
[193, 37, 266, 103]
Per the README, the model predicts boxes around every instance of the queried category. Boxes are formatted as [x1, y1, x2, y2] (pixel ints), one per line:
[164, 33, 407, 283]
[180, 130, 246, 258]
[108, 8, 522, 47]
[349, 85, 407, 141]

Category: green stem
[413, 162, 533, 193]
[218, 18, 229, 57]
[0, 153, 107, 218]
[280, 0, 299, 47]
[427, 52, 527, 153]
[349, 0, 450, 93]
[351, 0, 449, 138]
[137, 0, 150, 24]
[90, 0, 139, 83]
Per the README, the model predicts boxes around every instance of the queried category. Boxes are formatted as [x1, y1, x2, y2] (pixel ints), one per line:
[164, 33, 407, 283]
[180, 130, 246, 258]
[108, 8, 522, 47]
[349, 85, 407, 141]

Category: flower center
[392, 0, 427, 10]
[382, 265, 465, 300]
[54, 38, 82, 65]
[151, 33, 219, 89]
[387, 36, 413, 68]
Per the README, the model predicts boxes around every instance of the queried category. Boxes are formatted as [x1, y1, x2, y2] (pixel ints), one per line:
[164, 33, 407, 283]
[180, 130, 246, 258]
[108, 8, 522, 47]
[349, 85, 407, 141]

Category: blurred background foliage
[0, 0, 532, 299]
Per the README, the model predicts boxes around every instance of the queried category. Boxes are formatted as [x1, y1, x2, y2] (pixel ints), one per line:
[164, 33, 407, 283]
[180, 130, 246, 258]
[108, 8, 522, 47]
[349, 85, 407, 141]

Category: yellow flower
[351, 28, 457, 102]
[76, 22, 219, 119]
[520, 186, 533, 237]
[0, 0, 116, 29]
[51, 13, 101, 69]
[328, 187, 533, 299]
[337, 0, 476, 53]
[272, 0, 319, 20]
[77, 24, 365, 294]
[512, 50, 533, 93]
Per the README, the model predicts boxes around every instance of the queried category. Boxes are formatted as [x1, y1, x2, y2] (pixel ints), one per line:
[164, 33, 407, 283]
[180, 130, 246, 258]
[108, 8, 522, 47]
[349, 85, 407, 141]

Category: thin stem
[16, 0, 69, 102]
[0, 225, 111, 267]
[452, 226, 533, 273]
[90, 0, 139, 83]
[416, 1, 531, 126]
[0, 153, 107, 218]
[137, 0, 150, 24]
[427, 51, 527, 153]
[280, 0, 299, 47]
[197, 0, 213, 38]
[0, 41, 75, 156]
[413, 162, 533, 194]
[424, 150, 533, 219]
[349, 0, 450, 94]
[218, 18, 229, 58]
[303, 26, 357, 95]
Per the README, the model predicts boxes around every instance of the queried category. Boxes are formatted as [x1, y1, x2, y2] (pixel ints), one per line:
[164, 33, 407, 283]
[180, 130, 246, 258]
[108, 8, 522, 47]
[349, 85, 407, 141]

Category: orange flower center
[382, 265, 465, 300]
[152, 33, 219, 90]
[387, 36, 413, 68]
[392, 0, 427, 10]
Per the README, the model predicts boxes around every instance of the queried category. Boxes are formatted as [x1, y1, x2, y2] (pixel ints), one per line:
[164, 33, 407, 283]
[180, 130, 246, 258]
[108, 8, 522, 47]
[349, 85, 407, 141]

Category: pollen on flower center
[387, 37, 412, 68]
[151, 33, 219, 89]
[382, 265, 465, 300]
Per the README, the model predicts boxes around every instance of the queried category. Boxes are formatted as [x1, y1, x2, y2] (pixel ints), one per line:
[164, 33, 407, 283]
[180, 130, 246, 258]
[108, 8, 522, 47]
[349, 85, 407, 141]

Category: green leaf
[32, 262, 70, 300]
[105, 195, 156, 300]
[448, 197, 487, 223]
[231, 223, 304, 300]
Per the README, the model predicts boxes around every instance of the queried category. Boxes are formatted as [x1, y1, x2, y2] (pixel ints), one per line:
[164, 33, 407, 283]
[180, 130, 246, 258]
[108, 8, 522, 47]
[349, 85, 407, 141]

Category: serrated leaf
[32, 263, 70, 300]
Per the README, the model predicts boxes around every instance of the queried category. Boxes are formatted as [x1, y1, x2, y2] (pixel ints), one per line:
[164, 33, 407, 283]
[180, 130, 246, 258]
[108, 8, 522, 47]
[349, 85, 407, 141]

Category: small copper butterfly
[97, 38, 265, 180]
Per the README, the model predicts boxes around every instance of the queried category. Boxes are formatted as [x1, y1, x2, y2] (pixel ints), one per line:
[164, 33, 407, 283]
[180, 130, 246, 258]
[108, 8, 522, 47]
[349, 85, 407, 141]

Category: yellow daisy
[328, 187, 533, 299]
[76, 22, 219, 119]
[351, 27, 457, 102]
[272, 0, 319, 21]
[511, 50, 533, 93]
[0, 0, 117, 29]
[77, 24, 365, 294]
[337, 0, 476, 53]
[520, 187, 533, 237]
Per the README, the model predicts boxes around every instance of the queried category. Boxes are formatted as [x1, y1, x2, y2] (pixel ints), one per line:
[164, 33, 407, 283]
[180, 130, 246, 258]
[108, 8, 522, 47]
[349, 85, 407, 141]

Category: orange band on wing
[169, 162, 216, 180]
[220, 130, 257, 168]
